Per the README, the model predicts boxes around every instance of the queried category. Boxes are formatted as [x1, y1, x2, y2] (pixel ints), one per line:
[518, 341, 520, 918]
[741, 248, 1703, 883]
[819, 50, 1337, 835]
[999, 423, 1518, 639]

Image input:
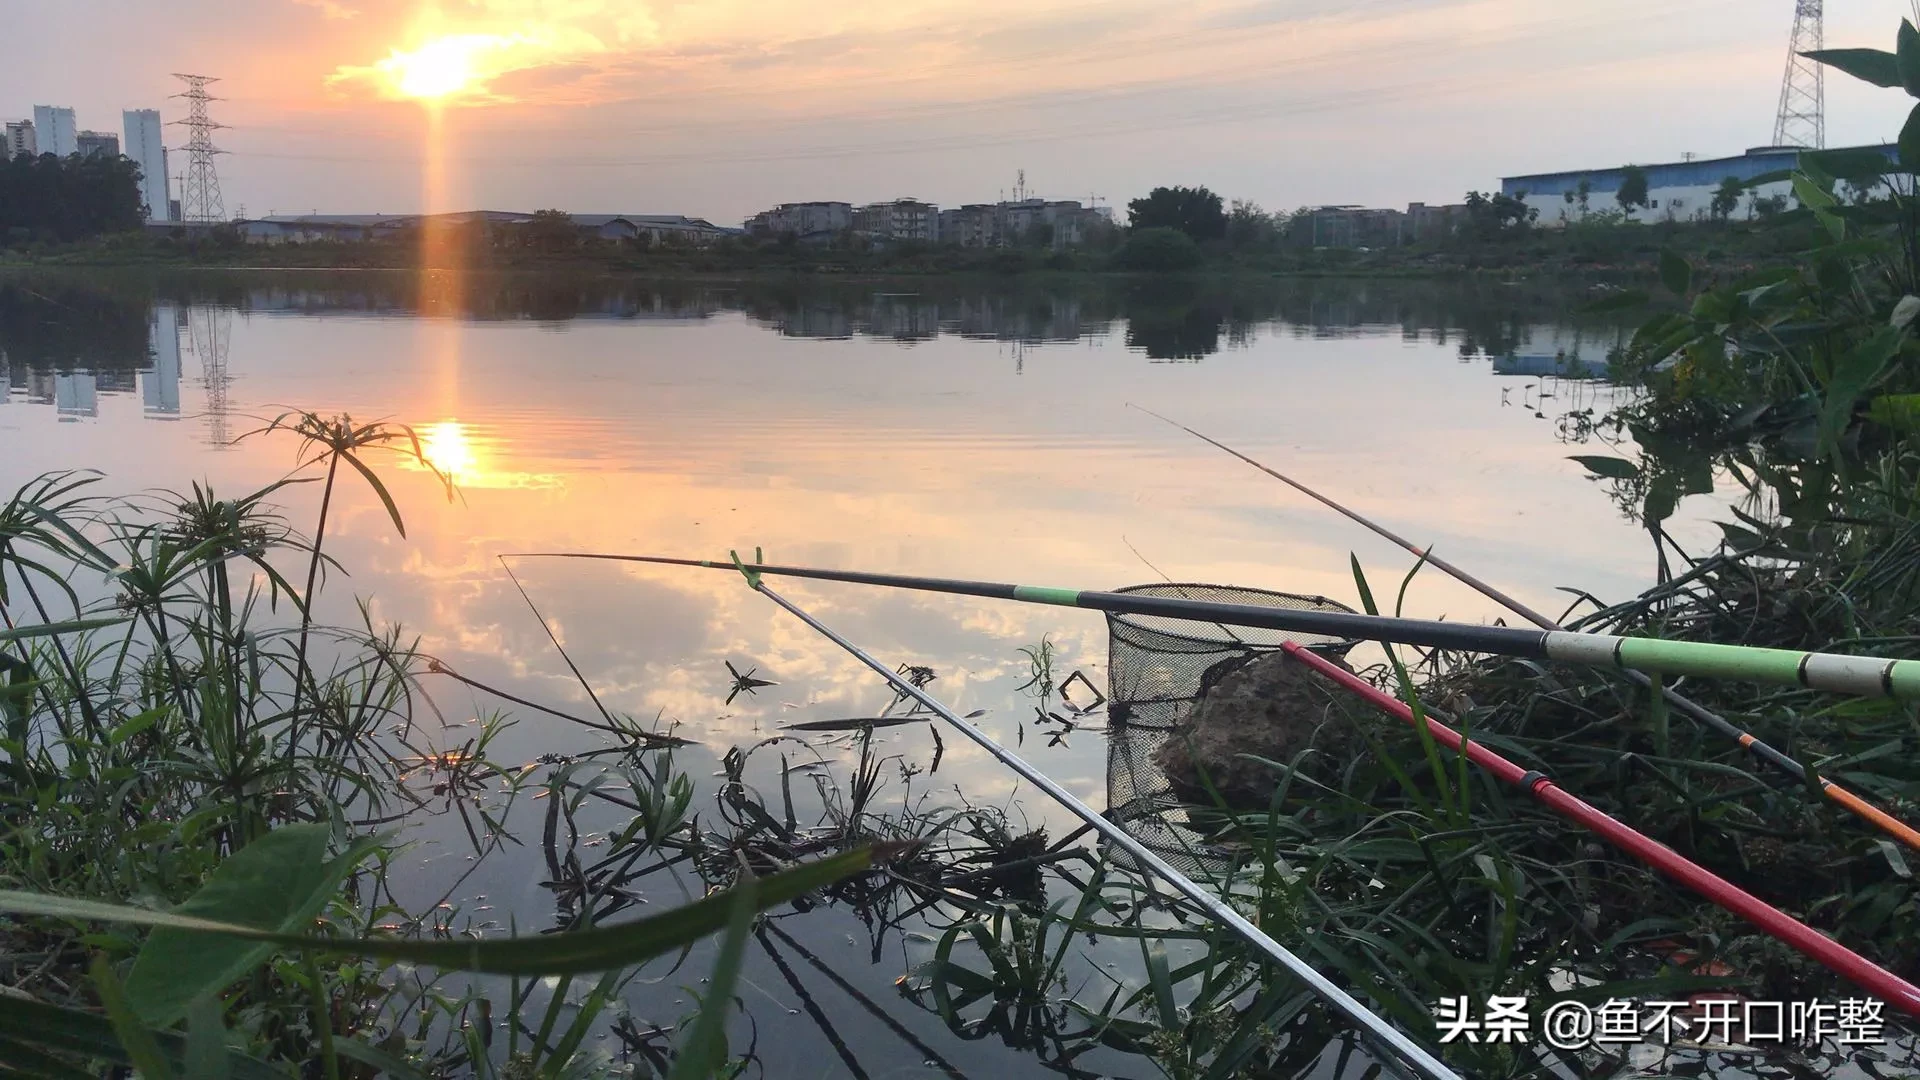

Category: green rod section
[506, 552, 1920, 699]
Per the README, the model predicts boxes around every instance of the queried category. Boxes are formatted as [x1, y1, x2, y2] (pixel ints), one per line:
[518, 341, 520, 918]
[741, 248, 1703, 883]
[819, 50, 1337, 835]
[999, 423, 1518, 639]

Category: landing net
[1104, 583, 1359, 876]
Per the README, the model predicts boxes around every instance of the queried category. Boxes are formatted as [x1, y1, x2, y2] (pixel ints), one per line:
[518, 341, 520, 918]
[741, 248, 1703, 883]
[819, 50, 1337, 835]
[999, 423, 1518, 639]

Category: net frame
[1105, 584, 1360, 875]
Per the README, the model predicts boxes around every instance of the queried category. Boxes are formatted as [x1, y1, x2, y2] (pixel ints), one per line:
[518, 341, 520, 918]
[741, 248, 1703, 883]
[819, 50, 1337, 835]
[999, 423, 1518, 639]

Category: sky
[5, 0, 1920, 225]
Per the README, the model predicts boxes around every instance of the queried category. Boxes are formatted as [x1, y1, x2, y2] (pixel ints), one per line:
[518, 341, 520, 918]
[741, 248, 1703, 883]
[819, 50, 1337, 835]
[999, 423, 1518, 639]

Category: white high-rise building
[4, 120, 35, 159]
[123, 110, 169, 222]
[32, 106, 76, 158]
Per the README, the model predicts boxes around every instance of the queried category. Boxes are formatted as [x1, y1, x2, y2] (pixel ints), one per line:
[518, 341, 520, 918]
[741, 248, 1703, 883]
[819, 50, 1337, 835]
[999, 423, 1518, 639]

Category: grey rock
[1153, 649, 1355, 808]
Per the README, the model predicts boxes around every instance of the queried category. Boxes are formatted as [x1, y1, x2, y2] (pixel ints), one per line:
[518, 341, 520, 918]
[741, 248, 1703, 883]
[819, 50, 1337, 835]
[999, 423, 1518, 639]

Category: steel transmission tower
[170, 74, 227, 223]
[1773, 1, 1824, 149]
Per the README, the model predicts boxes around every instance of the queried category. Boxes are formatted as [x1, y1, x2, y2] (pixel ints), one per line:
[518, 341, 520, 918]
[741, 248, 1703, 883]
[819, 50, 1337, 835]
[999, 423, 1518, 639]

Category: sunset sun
[381, 36, 496, 101]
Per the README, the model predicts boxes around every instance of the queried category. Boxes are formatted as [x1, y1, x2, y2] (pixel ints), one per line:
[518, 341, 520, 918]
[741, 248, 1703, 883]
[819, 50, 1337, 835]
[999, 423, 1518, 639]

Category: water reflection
[0, 268, 1753, 1079]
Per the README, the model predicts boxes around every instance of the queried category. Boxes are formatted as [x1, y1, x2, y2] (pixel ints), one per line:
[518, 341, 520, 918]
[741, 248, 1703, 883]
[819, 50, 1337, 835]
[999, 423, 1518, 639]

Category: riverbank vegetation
[4, 25, 1920, 1080]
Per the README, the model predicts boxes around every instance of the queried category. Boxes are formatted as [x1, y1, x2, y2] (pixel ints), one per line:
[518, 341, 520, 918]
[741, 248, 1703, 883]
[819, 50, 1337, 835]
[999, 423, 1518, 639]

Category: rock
[1152, 649, 1355, 808]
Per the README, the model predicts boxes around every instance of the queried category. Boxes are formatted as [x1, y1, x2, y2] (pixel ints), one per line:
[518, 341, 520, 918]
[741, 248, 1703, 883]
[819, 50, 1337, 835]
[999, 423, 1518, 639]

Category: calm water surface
[0, 271, 1725, 1076]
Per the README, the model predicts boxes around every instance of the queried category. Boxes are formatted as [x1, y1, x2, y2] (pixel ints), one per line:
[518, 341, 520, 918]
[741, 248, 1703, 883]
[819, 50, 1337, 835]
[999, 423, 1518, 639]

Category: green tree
[521, 208, 578, 253]
[1225, 199, 1277, 249]
[1462, 190, 1536, 240]
[1616, 166, 1650, 216]
[1113, 226, 1205, 271]
[1710, 176, 1744, 222]
[0, 151, 143, 245]
[1127, 186, 1227, 242]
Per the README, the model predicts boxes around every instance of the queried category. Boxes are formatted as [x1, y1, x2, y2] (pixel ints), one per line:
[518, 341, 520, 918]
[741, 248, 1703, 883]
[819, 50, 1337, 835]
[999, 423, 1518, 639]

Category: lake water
[0, 270, 1724, 1075]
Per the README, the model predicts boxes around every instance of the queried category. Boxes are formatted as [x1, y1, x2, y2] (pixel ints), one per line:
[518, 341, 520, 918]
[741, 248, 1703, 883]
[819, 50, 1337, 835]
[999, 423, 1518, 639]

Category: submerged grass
[0, 417, 890, 1078]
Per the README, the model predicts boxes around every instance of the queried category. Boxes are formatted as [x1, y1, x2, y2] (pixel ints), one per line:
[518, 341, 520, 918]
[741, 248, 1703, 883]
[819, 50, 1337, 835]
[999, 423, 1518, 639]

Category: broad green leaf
[1902, 103, 1920, 172]
[0, 846, 879, 978]
[0, 995, 280, 1079]
[92, 956, 174, 1079]
[1818, 326, 1905, 455]
[1893, 295, 1920, 330]
[1867, 393, 1920, 431]
[1659, 250, 1691, 296]
[1804, 47, 1901, 88]
[125, 825, 377, 1025]
[1568, 455, 1640, 480]
[1901, 20, 1920, 97]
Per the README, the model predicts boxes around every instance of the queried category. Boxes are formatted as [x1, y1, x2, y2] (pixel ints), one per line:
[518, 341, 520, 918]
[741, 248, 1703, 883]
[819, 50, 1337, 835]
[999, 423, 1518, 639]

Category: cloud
[292, 0, 360, 19]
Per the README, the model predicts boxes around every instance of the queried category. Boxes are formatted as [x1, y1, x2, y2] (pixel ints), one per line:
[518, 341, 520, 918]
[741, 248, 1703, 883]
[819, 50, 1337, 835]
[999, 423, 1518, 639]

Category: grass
[0, 417, 887, 1078]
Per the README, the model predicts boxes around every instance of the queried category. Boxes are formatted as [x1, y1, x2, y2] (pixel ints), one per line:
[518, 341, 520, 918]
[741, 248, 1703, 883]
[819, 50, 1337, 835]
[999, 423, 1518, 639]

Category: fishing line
[1128, 405, 1920, 851]
[742, 576, 1465, 1080]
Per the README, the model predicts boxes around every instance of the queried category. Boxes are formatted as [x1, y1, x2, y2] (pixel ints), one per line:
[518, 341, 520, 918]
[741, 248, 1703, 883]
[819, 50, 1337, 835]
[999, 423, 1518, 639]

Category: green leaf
[1804, 47, 1902, 88]
[1142, 940, 1179, 1031]
[338, 450, 407, 539]
[1568, 455, 1641, 480]
[666, 878, 758, 1080]
[1900, 20, 1920, 97]
[126, 824, 377, 1026]
[1867, 393, 1920, 431]
[1818, 326, 1905, 455]
[92, 956, 174, 1080]
[0, 846, 879, 977]
[1877, 839, 1913, 879]
[1902, 103, 1920, 172]
[0, 616, 130, 643]
[1893, 295, 1920, 330]
[0, 995, 280, 1079]
[1659, 250, 1691, 296]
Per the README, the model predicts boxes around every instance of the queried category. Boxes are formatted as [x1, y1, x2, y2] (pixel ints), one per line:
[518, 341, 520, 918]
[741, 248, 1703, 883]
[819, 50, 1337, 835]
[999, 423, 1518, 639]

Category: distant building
[1500, 144, 1897, 226]
[236, 211, 729, 247]
[32, 106, 76, 158]
[1001, 198, 1105, 249]
[855, 198, 939, 243]
[123, 110, 169, 222]
[2, 120, 30, 159]
[1292, 205, 1409, 248]
[936, 204, 1000, 248]
[746, 201, 853, 242]
[76, 130, 119, 159]
[1405, 202, 1465, 242]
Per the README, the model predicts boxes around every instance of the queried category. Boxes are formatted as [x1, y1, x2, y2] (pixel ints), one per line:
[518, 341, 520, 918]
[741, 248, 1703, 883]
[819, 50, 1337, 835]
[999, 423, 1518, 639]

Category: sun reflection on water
[414, 418, 561, 490]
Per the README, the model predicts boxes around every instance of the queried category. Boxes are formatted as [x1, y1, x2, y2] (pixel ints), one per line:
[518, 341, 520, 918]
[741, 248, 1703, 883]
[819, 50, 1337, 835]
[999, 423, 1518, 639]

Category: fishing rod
[738, 575, 1465, 1080]
[1273, 638, 1920, 1016]
[503, 553, 1920, 700]
[1130, 405, 1920, 853]
[583, 553, 1920, 1017]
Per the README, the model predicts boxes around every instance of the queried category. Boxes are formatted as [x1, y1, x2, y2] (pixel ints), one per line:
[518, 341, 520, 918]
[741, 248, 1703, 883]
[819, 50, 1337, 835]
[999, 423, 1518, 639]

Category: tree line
[0, 153, 144, 245]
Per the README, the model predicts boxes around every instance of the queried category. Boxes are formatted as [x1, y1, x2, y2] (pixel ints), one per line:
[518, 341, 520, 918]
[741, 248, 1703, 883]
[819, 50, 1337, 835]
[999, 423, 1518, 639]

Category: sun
[419, 419, 478, 483]
[373, 35, 507, 101]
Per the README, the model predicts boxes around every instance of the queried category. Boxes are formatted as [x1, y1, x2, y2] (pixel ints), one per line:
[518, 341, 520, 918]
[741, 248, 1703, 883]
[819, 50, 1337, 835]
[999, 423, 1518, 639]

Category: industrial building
[1500, 144, 1898, 226]
[31, 106, 75, 159]
[123, 110, 171, 222]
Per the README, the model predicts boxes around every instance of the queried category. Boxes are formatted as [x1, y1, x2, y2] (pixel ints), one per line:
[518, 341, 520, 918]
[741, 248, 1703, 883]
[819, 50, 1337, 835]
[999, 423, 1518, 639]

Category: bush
[1113, 227, 1204, 272]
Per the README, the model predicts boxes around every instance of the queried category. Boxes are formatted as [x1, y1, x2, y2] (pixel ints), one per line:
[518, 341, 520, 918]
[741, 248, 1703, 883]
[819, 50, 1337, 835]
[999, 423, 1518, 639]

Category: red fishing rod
[1279, 640, 1920, 1017]
[1131, 404, 1920, 853]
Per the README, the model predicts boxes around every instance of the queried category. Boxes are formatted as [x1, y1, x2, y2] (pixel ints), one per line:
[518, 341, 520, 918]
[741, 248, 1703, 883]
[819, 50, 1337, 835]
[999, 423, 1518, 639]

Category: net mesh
[1104, 584, 1359, 875]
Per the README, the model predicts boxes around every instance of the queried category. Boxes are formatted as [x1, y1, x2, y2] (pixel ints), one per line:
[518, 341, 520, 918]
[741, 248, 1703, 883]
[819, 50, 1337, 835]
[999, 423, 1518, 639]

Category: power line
[171, 74, 228, 223]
